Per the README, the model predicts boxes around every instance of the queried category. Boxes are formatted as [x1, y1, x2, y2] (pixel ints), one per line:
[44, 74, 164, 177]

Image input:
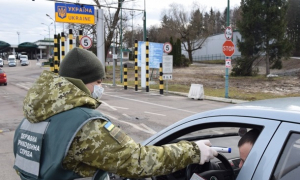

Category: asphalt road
[0, 60, 231, 180]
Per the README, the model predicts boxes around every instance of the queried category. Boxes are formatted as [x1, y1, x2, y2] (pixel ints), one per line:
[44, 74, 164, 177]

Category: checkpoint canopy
[138, 41, 164, 69]
[0, 41, 11, 52]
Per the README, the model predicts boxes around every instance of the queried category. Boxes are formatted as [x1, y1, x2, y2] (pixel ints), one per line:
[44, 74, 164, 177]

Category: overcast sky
[0, 0, 241, 45]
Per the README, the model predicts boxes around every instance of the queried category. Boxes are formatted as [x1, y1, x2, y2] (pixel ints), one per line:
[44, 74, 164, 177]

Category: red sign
[222, 40, 235, 57]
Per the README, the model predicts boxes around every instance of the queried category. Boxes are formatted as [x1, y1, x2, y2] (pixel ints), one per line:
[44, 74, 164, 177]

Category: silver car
[128, 97, 300, 180]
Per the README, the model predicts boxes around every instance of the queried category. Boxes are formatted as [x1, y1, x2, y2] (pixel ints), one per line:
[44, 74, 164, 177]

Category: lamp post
[225, 0, 230, 98]
[130, 11, 134, 49]
[42, 22, 52, 59]
[17, 32, 20, 44]
[143, 0, 146, 41]
[46, 14, 56, 35]
[120, 0, 125, 83]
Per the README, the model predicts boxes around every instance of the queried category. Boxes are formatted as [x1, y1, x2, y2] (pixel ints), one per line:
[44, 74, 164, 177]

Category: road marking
[105, 94, 197, 114]
[104, 113, 156, 135]
[140, 123, 157, 134]
[144, 111, 166, 116]
[101, 101, 117, 111]
[111, 106, 128, 110]
[122, 113, 131, 119]
[16, 83, 30, 90]
[104, 114, 117, 120]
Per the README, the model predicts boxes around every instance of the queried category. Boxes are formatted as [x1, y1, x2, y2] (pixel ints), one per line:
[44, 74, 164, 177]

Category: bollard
[134, 39, 138, 91]
[54, 35, 59, 74]
[79, 30, 83, 49]
[69, 29, 73, 50]
[61, 32, 65, 62]
[146, 37, 149, 92]
[159, 63, 163, 94]
[50, 36, 54, 72]
[124, 64, 127, 90]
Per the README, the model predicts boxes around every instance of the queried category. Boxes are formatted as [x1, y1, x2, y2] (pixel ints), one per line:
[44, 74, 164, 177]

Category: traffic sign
[163, 55, 173, 74]
[80, 36, 93, 49]
[163, 74, 172, 80]
[225, 57, 231, 68]
[224, 26, 233, 40]
[222, 40, 235, 57]
[163, 42, 172, 53]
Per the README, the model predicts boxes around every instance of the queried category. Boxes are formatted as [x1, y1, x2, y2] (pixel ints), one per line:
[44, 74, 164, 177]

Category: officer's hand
[195, 140, 218, 165]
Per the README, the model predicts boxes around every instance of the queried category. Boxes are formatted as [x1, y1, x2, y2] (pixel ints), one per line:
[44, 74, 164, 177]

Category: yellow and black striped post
[159, 63, 163, 94]
[61, 32, 65, 62]
[134, 39, 138, 91]
[49, 37, 54, 72]
[124, 64, 127, 90]
[146, 37, 149, 92]
[69, 29, 73, 50]
[54, 34, 59, 74]
[79, 30, 83, 49]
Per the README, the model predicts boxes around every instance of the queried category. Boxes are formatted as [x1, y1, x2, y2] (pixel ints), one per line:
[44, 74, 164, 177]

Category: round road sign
[224, 26, 233, 40]
[80, 36, 93, 49]
[222, 40, 235, 57]
[163, 42, 172, 53]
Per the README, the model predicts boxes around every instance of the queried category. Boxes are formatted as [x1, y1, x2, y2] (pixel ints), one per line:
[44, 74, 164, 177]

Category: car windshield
[9, 58, 15, 61]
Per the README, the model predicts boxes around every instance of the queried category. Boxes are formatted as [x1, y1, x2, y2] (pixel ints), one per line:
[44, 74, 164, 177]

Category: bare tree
[93, 0, 127, 61]
[163, 3, 211, 63]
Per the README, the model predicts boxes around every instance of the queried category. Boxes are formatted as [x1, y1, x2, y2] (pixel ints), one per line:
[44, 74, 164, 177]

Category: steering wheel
[186, 153, 234, 180]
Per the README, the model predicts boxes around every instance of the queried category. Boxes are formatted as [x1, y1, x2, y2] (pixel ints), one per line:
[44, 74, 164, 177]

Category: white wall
[182, 31, 242, 61]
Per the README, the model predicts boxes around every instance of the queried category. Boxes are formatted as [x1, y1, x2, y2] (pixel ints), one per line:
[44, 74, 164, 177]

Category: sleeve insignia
[104, 121, 115, 131]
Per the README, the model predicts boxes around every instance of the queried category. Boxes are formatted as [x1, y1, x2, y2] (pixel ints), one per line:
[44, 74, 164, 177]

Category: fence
[192, 54, 241, 61]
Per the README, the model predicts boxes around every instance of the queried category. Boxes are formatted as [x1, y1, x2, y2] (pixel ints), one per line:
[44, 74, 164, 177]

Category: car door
[252, 122, 300, 179]
[142, 115, 280, 180]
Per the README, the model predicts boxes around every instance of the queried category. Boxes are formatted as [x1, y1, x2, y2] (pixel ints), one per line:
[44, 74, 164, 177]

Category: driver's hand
[195, 140, 218, 165]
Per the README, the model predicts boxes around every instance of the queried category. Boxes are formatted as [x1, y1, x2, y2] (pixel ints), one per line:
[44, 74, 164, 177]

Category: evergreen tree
[234, 0, 292, 76]
[287, 0, 300, 56]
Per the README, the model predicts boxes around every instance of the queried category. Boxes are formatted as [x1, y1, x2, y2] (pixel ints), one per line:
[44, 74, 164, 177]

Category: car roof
[175, 97, 300, 125]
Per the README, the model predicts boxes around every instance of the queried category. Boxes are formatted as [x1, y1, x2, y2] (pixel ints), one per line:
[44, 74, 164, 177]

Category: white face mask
[92, 85, 104, 99]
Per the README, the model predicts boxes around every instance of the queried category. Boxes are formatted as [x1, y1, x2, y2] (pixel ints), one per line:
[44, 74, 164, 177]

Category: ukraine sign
[55, 3, 95, 25]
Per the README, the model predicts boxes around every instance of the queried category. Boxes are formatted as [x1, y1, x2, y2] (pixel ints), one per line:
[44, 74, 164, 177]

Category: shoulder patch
[109, 126, 131, 146]
[104, 122, 115, 131]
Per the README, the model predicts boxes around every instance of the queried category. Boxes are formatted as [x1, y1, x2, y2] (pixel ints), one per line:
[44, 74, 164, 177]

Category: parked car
[0, 68, 7, 85]
[0, 58, 3, 67]
[8, 55, 17, 67]
[118, 97, 300, 180]
[20, 55, 29, 66]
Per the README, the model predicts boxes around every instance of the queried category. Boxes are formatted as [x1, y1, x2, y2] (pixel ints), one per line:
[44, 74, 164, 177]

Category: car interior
[146, 123, 263, 180]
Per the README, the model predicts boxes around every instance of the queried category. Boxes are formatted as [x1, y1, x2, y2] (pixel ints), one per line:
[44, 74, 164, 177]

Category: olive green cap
[59, 47, 105, 84]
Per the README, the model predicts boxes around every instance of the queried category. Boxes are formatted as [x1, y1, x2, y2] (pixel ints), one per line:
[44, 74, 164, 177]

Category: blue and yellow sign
[55, 3, 95, 24]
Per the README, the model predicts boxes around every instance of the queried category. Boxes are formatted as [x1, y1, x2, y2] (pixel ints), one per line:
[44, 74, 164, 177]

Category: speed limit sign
[163, 42, 172, 53]
[80, 36, 93, 49]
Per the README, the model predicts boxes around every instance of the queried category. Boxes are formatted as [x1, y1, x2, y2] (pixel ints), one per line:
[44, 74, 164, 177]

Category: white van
[8, 55, 17, 67]
[0, 58, 3, 67]
[20, 55, 29, 66]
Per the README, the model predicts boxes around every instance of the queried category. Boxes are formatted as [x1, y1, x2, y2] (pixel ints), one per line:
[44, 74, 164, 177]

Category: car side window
[272, 133, 300, 180]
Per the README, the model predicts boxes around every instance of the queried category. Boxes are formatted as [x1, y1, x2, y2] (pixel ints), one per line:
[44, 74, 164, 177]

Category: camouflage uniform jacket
[22, 70, 201, 178]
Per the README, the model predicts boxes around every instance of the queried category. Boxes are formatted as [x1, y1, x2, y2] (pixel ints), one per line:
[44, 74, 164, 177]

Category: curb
[102, 83, 248, 104]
